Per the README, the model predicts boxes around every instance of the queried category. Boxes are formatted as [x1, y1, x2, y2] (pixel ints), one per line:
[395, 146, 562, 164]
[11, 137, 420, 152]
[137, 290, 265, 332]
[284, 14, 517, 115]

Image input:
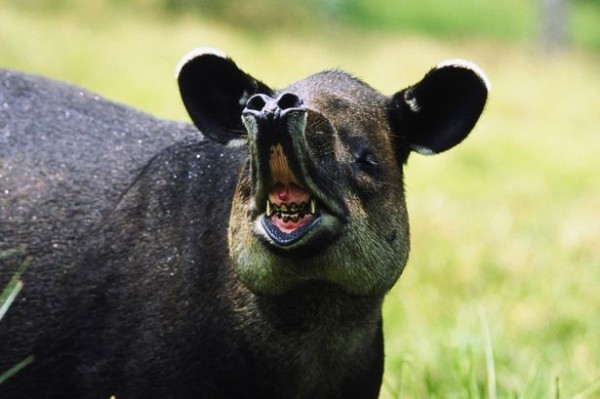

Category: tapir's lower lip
[261, 212, 322, 247]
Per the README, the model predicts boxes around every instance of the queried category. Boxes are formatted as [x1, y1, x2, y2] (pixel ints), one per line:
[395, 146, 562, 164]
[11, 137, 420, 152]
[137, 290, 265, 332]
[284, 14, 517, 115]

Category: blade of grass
[0, 256, 32, 321]
[479, 307, 497, 399]
[0, 280, 24, 322]
[0, 247, 26, 259]
[0, 256, 32, 320]
[0, 251, 35, 383]
[0, 355, 35, 384]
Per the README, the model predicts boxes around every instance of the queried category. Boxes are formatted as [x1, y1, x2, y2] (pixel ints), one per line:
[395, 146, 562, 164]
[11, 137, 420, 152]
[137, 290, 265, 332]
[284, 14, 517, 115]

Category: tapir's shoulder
[109, 137, 246, 223]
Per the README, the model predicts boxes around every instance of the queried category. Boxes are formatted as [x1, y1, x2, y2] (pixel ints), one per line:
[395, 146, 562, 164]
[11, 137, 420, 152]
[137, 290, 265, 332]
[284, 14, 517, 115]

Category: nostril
[244, 93, 303, 117]
[245, 94, 268, 112]
[277, 93, 303, 111]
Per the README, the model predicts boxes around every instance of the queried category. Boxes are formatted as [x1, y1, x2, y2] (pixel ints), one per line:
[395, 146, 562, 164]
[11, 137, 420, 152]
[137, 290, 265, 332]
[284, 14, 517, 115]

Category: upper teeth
[266, 198, 317, 220]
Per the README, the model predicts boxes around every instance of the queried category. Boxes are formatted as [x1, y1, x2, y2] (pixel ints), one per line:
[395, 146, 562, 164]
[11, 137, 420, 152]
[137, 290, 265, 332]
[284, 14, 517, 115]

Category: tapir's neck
[226, 278, 384, 393]
[260, 283, 382, 332]
[230, 278, 383, 330]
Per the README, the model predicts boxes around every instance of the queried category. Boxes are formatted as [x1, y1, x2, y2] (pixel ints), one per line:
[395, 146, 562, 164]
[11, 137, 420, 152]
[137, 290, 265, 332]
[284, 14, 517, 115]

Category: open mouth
[261, 182, 322, 246]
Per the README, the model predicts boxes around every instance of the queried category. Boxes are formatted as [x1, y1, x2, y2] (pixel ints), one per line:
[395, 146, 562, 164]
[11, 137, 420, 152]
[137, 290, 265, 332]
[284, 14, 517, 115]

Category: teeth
[265, 198, 319, 221]
[266, 200, 273, 216]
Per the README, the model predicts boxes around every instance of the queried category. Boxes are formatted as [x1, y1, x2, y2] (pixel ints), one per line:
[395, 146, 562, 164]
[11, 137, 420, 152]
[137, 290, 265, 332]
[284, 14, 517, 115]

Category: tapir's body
[0, 69, 382, 399]
[0, 49, 488, 398]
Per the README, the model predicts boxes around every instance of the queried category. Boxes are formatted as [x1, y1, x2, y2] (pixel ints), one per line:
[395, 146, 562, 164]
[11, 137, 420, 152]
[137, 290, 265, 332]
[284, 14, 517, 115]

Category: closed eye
[353, 148, 379, 175]
[345, 135, 380, 177]
[356, 151, 378, 166]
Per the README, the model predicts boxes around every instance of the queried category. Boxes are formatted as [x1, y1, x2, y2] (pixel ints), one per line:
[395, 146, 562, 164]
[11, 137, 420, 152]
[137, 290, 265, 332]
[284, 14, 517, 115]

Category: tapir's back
[0, 70, 198, 380]
[0, 70, 197, 250]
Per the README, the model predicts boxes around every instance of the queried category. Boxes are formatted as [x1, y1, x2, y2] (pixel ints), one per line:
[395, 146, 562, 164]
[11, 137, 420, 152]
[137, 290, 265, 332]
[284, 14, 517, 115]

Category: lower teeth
[278, 213, 301, 223]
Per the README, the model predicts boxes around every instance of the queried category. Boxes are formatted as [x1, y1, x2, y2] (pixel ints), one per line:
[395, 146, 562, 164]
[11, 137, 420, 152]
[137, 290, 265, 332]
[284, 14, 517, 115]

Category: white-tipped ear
[390, 58, 489, 156]
[176, 47, 273, 144]
[436, 59, 492, 92]
[175, 47, 229, 79]
[409, 144, 437, 156]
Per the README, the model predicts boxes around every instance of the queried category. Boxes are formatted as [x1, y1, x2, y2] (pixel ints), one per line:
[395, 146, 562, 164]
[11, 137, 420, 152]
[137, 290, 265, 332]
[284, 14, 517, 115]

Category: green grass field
[1, 1, 599, 397]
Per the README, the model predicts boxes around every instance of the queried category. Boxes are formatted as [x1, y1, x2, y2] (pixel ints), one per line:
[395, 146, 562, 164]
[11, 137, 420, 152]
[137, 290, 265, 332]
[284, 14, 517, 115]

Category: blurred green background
[1, 0, 599, 397]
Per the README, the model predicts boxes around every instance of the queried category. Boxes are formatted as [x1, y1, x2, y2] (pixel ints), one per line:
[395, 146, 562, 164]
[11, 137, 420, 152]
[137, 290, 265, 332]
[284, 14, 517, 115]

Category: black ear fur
[390, 59, 489, 156]
[177, 48, 273, 145]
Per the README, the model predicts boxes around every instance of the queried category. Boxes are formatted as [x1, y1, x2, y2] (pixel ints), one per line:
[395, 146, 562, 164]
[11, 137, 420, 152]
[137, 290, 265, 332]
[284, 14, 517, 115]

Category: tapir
[0, 48, 489, 398]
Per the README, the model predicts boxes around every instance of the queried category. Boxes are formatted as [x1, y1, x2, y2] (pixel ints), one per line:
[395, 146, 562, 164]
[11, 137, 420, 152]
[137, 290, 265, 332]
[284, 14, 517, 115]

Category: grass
[0, 247, 30, 322]
[1, 1, 599, 397]
[0, 248, 35, 384]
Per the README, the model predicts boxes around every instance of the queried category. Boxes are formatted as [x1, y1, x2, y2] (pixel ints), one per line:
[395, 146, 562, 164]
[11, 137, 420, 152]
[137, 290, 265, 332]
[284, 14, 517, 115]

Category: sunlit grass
[1, 2, 598, 397]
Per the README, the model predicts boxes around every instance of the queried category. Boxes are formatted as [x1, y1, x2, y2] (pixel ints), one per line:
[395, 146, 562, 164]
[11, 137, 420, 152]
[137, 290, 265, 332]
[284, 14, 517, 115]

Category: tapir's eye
[353, 147, 379, 175]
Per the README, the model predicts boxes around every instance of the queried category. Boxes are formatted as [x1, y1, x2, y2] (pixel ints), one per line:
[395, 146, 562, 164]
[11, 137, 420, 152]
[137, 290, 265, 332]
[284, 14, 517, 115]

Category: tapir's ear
[177, 47, 273, 144]
[390, 59, 490, 155]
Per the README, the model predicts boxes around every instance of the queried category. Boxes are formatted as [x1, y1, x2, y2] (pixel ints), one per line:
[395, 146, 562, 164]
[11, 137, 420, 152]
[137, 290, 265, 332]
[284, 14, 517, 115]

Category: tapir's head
[178, 48, 489, 296]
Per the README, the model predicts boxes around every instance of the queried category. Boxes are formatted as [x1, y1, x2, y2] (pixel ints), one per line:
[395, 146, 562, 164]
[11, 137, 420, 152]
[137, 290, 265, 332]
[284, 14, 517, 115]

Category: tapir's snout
[241, 92, 308, 169]
[242, 92, 307, 181]
[241, 92, 344, 251]
[243, 92, 305, 119]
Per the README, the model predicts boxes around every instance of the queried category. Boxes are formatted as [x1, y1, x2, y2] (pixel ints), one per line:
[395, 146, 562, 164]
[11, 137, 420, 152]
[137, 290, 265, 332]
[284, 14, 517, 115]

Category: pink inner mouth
[269, 182, 310, 205]
[267, 183, 315, 234]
